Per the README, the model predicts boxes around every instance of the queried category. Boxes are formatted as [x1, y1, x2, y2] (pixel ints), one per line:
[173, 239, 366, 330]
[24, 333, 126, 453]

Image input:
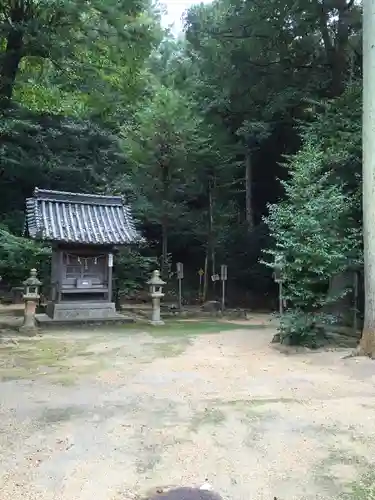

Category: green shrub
[114, 246, 158, 298]
[263, 86, 362, 345]
[278, 310, 338, 347]
[0, 227, 51, 285]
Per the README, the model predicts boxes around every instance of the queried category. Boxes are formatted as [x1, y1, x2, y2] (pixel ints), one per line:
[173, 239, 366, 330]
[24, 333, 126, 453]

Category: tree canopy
[0, 0, 366, 346]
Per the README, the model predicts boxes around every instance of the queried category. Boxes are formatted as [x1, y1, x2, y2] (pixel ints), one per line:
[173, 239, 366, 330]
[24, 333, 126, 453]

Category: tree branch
[317, 2, 333, 56]
[209, 29, 274, 40]
[346, 0, 355, 10]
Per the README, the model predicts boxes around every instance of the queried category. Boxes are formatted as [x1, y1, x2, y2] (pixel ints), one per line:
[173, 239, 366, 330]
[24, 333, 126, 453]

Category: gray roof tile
[25, 188, 140, 245]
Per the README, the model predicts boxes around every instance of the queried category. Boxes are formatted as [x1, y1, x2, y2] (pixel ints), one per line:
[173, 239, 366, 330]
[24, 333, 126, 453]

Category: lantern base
[18, 324, 39, 336]
[149, 320, 165, 326]
[35, 313, 134, 328]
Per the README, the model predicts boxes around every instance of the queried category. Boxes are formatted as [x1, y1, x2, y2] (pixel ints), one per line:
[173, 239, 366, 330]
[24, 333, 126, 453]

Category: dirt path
[0, 322, 375, 500]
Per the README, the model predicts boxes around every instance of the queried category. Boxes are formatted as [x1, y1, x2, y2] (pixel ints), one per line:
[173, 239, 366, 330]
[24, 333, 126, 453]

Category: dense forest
[0, 0, 365, 346]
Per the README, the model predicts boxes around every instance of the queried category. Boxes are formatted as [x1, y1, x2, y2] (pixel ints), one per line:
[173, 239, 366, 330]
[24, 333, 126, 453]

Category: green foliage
[264, 86, 362, 345]
[278, 310, 329, 348]
[267, 145, 359, 309]
[0, 108, 128, 232]
[0, 0, 162, 112]
[114, 247, 158, 297]
[0, 227, 50, 284]
[184, 0, 361, 118]
[0, 0, 364, 317]
[119, 82, 206, 250]
[223, 222, 274, 294]
[122, 83, 202, 227]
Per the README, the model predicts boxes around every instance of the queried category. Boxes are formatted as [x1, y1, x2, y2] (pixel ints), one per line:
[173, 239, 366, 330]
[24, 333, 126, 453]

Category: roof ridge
[33, 188, 123, 206]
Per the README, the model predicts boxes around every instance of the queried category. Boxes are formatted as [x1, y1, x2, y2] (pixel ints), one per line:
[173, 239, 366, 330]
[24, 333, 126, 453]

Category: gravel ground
[1, 321, 375, 500]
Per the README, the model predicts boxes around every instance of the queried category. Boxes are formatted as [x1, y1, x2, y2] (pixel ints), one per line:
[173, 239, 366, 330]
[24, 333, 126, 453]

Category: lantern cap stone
[23, 268, 42, 286]
[147, 270, 166, 286]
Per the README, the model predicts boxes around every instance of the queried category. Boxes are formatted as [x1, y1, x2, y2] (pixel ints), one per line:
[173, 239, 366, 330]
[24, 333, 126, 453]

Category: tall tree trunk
[318, 0, 352, 318]
[0, 31, 23, 105]
[331, 0, 350, 96]
[161, 214, 168, 279]
[318, 0, 350, 97]
[326, 272, 353, 324]
[203, 248, 209, 303]
[202, 177, 215, 302]
[208, 177, 216, 296]
[161, 160, 170, 279]
[0, 2, 25, 106]
[359, 0, 375, 357]
[245, 149, 254, 229]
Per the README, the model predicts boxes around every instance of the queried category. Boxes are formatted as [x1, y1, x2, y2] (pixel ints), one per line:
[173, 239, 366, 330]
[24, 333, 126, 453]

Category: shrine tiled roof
[25, 188, 140, 245]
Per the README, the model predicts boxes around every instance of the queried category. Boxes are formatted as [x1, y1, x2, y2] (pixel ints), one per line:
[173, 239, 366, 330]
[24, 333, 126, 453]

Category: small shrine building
[25, 188, 140, 321]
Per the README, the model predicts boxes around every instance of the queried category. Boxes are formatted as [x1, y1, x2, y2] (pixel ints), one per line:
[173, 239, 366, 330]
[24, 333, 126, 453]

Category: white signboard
[176, 262, 184, 279]
[220, 265, 228, 281]
[108, 253, 113, 268]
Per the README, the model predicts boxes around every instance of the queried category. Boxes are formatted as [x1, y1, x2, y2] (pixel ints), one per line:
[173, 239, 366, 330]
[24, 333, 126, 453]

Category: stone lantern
[147, 270, 166, 325]
[19, 268, 42, 335]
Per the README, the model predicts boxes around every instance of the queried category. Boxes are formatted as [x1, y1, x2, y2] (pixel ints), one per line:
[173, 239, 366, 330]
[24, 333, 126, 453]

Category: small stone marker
[202, 300, 221, 313]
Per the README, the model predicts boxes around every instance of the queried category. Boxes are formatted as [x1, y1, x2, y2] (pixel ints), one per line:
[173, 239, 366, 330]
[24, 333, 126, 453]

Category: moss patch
[49, 372, 78, 386]
[190, 408, 227, 432]
[148, 338, 192, 358]
[40, 405, 86, 423]
[340, 470, 375, 500]
[0, 336, 94, 382]
[224, 397, 299, 408]
[146, 320, 264, 338]
[314, 449, 372, 498]
[0, 319, 261, 382]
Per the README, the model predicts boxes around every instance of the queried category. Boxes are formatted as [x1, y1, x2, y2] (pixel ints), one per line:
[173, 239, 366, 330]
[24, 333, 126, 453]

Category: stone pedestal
[46, 301, 117, 321]
[19, 298, 38, 336]
[150, 295, 164, 325]
[19, 268, 42, 336]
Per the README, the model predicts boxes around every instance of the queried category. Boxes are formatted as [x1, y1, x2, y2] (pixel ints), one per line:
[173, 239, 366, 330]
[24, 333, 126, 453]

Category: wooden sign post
[176, 262, 184, 311]
[220, 265, 228, 311]
[273, 255, 285, 315]
[198, 268, 204, 300]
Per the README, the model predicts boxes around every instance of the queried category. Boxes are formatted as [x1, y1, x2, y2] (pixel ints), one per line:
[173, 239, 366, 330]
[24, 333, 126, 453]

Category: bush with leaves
[264, 87, 362, 346]
[0, 227, 51, 286]
[114, 246, 158, 299]
[0, 108, 132, 232]
[276, 309, 344, 347]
